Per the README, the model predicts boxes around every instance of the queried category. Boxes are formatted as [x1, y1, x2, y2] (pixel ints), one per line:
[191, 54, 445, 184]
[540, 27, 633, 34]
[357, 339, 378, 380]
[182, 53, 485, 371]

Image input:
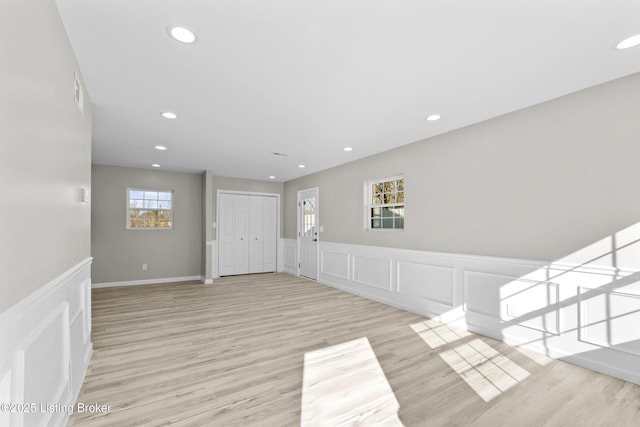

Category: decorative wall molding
[397, 261, 454, 306]
[92, 275, 202, 288]
[320, 250, 349, 280]
[463, 270, 559, 335]
[352, 255, 392, 291]
[0, 258, 93, 427]
[301, 241, 640, 385]
[578, 286, 640, 357]
[283, 238, 298, 275]
[211, 239, 218, 279]
[278, 238, 285, 273]
[205, 239, 217, 282]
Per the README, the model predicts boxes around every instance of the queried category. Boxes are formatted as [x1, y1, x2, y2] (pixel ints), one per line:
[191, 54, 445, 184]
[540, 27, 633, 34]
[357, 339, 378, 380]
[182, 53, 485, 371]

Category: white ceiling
[56, 0, 640, 182]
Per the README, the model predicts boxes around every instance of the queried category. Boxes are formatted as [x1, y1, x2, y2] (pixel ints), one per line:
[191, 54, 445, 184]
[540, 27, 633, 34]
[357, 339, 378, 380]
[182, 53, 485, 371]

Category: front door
[298, 188, 318, 280]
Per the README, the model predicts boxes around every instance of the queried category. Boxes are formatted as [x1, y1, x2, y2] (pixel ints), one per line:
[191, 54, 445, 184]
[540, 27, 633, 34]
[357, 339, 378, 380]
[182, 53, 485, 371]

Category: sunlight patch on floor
[411, 320, 530, 402]
[440, 338, 530, 402]
[410, 319, 471, 349]
[301, 337, 404, 426]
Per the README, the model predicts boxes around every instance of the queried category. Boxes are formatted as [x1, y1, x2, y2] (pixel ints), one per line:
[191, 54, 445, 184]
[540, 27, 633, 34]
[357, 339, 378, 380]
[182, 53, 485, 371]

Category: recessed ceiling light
[298, 164, 306, 168]
[426, 114, 441, 121]
[344, 147, 353, 152]
[617, 34, 640, 50]
[154, 145, 168, 151]
[269, 176, 276, 179]
[168, 26, 196, 44]
[161, 112, 178, 119]
[152, 164, 161, 168]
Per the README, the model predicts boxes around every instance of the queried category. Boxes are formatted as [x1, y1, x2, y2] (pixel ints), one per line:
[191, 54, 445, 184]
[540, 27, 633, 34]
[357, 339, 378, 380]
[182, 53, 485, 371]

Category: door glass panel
[303, 198, 316, 237]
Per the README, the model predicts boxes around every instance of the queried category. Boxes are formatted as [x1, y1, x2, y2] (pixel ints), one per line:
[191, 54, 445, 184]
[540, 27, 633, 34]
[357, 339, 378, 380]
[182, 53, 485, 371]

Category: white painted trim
[313, 240, 640, 385]
[0, 258, 92, 427]
[277, 238, 284, 272]
[212, 239, 218, 279]
[92, 275, 202, 288]
[201, 276, 213, 285]
[549, 261, 640, 276]
[0, 257, 92, 323]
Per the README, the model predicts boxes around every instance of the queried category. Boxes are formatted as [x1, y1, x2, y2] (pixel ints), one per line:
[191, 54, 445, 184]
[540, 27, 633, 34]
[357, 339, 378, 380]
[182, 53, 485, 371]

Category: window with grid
[127, 188, 173, 229]
[366, 176, 404, 230]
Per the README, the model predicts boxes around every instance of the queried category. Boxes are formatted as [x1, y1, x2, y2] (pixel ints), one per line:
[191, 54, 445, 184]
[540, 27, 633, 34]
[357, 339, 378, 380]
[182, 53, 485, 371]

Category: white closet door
[262, 196, 277, 272]
[219, 193, 278, 276]
[218, 193, 236, 276]
[234, 194, 250, 275]
[249, 195, 265, 273]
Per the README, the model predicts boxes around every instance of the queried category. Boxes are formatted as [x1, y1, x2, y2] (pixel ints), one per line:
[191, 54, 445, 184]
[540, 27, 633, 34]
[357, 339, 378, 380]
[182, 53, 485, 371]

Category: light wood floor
[69, 273, 640, 426]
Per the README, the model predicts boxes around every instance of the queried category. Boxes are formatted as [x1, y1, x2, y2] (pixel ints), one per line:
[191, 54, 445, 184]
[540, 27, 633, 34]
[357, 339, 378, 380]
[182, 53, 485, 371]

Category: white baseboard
[304, 240, 640, 385]
[201, 276, 213, 285]
[92, 275, 202, 288]
[0, 258, 93, 427]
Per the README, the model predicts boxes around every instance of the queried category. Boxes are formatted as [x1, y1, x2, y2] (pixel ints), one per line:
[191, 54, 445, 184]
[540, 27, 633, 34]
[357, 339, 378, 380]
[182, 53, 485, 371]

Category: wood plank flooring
[68, 273, 640, 426]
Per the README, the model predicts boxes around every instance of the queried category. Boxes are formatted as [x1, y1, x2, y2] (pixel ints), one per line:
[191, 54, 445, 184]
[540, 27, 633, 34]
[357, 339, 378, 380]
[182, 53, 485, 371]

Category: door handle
[312, 238, 317, 242]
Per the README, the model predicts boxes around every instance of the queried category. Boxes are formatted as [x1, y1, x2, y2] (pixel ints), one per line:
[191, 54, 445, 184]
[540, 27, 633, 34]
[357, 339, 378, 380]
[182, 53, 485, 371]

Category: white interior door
[299, 188, 318, 280]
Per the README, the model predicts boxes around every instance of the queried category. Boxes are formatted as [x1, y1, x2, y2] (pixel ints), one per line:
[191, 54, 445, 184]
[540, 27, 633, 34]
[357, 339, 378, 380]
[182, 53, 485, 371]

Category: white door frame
[297, 187, 319, 280]
[216, 189, 281, 278]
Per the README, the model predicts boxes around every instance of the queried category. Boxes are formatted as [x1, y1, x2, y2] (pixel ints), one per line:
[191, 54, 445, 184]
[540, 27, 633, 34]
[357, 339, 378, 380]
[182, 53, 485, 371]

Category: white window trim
[126, 187, 174, 230]
[364, 175, 405, 231]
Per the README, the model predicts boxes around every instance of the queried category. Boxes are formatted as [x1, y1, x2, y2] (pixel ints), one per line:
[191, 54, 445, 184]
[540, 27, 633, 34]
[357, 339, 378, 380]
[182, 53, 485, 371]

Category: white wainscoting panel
[463, 270, 503, 319]
[0, 369, 11, 427]
[0, 258, 93, 427]
[277, 238, 284, 273]
[397, 262, 454, 306]
[307, 241, 640, 385]
[20, 303, 70, 427]
[579, 287, 640, 357]
[283, 238, 298, 275]
[205, 239, 216, 282]
[320, 251, 349, 280]
[352, 256, 392, 291]
[463, 271, 559, 334]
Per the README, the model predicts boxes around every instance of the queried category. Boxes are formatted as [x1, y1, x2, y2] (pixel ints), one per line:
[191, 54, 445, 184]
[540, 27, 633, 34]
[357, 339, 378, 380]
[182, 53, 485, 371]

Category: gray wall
[284, 72, 640, 262]
[91, 165, 202, 283]
[0, 0, 92, 313]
